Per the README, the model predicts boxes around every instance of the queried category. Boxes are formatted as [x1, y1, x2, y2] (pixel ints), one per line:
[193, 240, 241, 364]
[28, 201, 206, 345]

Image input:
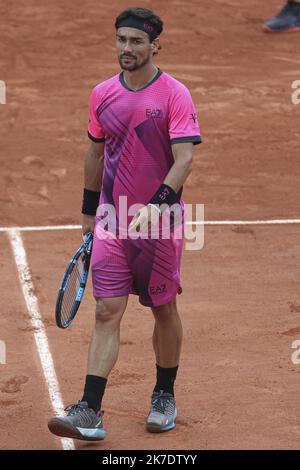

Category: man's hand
[128, 205, 160, 236]
[82, 214, 96, 238]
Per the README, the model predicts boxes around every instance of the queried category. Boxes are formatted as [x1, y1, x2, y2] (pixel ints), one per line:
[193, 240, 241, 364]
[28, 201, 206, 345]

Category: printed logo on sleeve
[190, 113, 198, 123]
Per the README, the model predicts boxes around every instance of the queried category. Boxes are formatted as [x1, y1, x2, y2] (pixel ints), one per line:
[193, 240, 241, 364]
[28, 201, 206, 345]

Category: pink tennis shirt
[88, 69, 201, 306]
[88, 69, 201, 224]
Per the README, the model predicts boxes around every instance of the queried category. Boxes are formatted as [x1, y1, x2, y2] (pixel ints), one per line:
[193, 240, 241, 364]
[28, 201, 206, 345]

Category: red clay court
[1, 0, 300, 450]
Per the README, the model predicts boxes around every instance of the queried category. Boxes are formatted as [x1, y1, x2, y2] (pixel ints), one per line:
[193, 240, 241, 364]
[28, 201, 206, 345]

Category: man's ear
[151, 37, 160, 55]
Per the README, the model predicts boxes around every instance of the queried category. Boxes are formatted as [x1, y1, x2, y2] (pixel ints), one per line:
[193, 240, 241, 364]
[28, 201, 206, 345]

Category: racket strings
[61, 255, 85, 323]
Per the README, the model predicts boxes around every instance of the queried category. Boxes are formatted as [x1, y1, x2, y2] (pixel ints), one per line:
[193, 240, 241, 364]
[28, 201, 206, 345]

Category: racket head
[55, 233, 93, 329]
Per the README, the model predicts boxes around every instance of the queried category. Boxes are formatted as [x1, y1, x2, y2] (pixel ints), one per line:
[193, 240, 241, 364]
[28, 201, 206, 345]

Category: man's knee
[95, 297, 127, 326]
[152, 299, 178, 322]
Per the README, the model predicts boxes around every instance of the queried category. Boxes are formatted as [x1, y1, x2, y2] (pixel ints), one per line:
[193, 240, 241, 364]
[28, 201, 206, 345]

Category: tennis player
[48, 6, 201, 441]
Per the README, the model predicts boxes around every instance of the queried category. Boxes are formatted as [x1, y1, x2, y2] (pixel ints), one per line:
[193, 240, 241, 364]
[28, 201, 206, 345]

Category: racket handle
[82, 231, 93, 243]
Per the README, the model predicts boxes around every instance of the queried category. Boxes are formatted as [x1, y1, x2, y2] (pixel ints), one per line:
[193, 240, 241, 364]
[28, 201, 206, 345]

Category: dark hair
[115, 7, 163, 42]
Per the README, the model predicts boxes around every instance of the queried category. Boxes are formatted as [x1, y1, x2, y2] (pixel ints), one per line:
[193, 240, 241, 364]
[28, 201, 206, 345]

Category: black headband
[117, 16, 160, 41]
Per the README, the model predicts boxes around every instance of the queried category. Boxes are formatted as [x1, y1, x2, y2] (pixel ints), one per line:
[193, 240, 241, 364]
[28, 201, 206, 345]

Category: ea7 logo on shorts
[190, 113, 198, 123]
[150, 284, 167, 295]
[146, 108, 163, 119]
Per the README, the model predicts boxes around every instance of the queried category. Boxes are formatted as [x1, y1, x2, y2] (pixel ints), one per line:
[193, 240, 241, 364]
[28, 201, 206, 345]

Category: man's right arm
[82, 141, 105, 235]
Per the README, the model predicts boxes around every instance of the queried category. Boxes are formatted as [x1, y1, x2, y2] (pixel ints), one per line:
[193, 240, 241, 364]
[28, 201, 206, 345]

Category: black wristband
[148, 184, 178, 210]
[82, 188, 100, 216]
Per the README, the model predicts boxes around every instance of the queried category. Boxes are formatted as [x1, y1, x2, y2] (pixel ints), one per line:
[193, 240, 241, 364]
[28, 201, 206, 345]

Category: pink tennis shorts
[91, 223, 184, 307]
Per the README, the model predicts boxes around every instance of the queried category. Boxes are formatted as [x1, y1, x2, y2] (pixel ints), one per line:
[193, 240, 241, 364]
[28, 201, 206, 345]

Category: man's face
[116, 27, 156, 71]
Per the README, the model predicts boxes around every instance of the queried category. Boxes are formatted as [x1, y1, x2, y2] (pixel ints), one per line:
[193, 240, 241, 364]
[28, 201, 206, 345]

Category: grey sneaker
[146, 391, 177, 433]
[48, 401, 106, 441]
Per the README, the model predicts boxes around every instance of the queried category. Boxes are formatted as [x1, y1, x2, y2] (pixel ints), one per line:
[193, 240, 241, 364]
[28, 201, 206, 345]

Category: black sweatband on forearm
[82, 188, 100, 216]
[148, 184, 178, 210]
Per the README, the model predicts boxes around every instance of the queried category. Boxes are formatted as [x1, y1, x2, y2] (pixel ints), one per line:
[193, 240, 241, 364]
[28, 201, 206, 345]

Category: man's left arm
[164, 142, 194, 192]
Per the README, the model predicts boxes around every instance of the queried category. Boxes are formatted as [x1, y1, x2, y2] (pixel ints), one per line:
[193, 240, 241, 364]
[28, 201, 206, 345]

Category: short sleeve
[168, 86, 201, 145]
[87, 86, 105, 143]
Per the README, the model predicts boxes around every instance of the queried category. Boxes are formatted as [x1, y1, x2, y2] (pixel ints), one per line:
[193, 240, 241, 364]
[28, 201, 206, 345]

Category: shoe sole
[146, 421, 176, 433]
[262, 25, 300, 33]
[48, 418, 106, 441]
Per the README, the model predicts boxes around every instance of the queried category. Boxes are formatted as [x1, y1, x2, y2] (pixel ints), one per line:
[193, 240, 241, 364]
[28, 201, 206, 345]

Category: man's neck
[123, 64, 158, 90]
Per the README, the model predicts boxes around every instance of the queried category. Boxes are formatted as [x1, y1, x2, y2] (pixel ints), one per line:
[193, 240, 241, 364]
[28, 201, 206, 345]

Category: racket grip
[82, 231, 93, 243]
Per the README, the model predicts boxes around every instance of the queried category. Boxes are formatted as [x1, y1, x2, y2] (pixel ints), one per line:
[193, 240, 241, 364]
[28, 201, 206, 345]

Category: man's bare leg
[81, 295, 128, 412]
[147, 298, 182, 432]
[151, 298, 183, 368]
[48, 295, 128, 440]
[87, 295, 128, 377]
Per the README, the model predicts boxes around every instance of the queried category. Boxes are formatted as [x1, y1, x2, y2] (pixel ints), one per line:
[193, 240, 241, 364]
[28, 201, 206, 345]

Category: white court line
[192, 219, 300, 225]
[7, 229, 75, 451]
[0, 225, 81, 232]
[0, 219, 300, 233]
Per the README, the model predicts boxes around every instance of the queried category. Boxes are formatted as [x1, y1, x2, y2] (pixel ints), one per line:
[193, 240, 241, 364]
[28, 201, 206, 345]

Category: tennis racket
[55, 232, 93, 329]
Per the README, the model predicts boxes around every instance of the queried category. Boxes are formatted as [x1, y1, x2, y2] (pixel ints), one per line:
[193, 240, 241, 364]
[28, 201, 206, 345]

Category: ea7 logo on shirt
[146, 108, 163, 119]
[190, 113, 198, 123]
[150, 284, 167, 295]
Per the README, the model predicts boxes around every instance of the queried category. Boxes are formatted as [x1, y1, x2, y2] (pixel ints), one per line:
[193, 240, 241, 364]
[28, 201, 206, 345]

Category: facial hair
[118, 51, 152, 71]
